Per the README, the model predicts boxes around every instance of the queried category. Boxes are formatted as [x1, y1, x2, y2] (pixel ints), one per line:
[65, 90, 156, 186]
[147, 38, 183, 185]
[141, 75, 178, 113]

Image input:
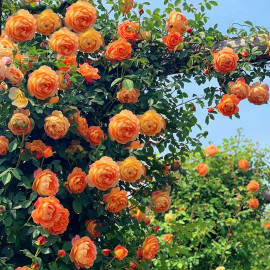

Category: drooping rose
[57, 55, 77, 73]
[85, 219, 101, 239]
[217, 94, 240, 116]
[77, 63, 100, 83]
[248, 82, 269, 105]
[166, 11, 188, 34]
[25, 140, 46, 159]
[228, 78, 250, 100]
[126, 140, 144, 150]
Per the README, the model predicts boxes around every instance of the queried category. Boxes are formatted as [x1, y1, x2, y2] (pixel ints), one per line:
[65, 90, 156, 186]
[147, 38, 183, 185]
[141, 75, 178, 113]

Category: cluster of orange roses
[216, 77, 269, 117]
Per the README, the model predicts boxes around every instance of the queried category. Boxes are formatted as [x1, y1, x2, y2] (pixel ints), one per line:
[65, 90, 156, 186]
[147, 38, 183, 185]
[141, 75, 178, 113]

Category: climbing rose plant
[0, 0, 269, 269]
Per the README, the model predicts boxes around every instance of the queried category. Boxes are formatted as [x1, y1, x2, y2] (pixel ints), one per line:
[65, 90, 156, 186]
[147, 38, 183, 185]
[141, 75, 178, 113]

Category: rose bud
[32, 263, 39, 269]
[208, 107, 214, 113]
[36, 236, 46, 245]
[191, 106, 196, 111]
[102, 249, 111, 256]
[240, 50, 248, 58]
[152, 225, 160, 232]
[204, 69, 209, 75]
[139, 9, 144, 15]
[186, 27, 193, 34]
[58, 249, 66, 258]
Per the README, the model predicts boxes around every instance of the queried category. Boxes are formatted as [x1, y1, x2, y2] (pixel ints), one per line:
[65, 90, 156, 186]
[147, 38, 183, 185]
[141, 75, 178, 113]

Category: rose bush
[0, 0, 269, 269]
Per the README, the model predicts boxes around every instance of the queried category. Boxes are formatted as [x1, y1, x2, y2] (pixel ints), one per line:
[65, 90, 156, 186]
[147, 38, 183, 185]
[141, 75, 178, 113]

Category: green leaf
[122, 79, 134, 90]
[4, 216, 12, 226]
[12, 168, 21, 180]
[73, 199, 82, 214]
[9, 139, 18, 152]
[2, 172, 12, 185]
[111, 77, 122, 87]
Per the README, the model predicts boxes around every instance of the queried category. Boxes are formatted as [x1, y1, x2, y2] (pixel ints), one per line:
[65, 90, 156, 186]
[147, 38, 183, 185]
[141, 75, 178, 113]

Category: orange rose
[66, 140, 84, 155]
[117, 88, 140, 104]
[105, 38, 132, 62]
[130, 206, 146, 222]
[48, 96, 59, 104]
[247, 180, 260, 193]
[44, 111, 70, 139]
[43, 146, 54, 158]
[78, 28, 104, 53]
[25, 140, 46, 159]
[126, 140, 144, 150]
[32, 196, 69, 234]
[0, 136, 9, 156]
[238, 159, 249, 170]
[87, 156, 119, 191]
[247, 198, 259, 210]
[163, 234, 173, 243]
[122, 0, 134, 14]
[103, 187, 128, 213]
[15, 267, 31, 270]
[151, 191, 171, 213]
[163, 31, 184, 51]
[70, 236, 97, 269]
[109, 110, 139, 144]
[138, 30, 151, 41]
[166, 11, 188, 34]
[65, 1, 97, 32]
[264, 222, 270, 229]
[5, 9, 36, 42]
[28, 66, 59, 100]
[217, 94, 240, 116]
[5, 64, 24, 86]
[75, 115, 88, 136]
[114, 245, 128, 260]
[228, 78, 250, 100]
[0, 59, 6, 81]
[8, 110, 34, 136]
[141, 235, 159, 260]
[205, 145, 218, 157]
[77, 63, 100, 83]
[118, 21, 139, 41]
[213, 47, 239, 73]
[86, 126, 104, 146]
[36, 9, 62, 35]
[139, 110, 164, 136]
[65, 167, 87, 194]
[57, 71, 72, 90]
[57, 55, 77, 73]
[49, 27, 78, 56]
[85, 219, 101, 239]
[119, 156, 145, 182]
[248, 82, 269, 105]
[32, 169, 59, 196]
[195, 163, 208, 176]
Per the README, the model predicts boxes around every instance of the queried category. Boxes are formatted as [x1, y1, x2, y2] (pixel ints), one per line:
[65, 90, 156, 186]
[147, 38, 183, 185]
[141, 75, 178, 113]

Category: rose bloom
[151, 191, 171, 213]
[25, 140, 46, 159]
[57, 55, 77, 73]
[65, 167, 87, 194]
[85, 219, 101, 239]
[32, 169, 59, 196]
[205, 145, 218, 157]
[66, 140, 84, 155]
[0, 136, 9, 156]
[213, 47, 239, 73]
[122, 0, 134, 14]
[117, 88, 140, 104]
[118, 21, 139, 41]
[228, 78, 250, 101]
[77, 63, 100, 83]
[86, 126, 104, 146]
[216, 267, 225, 270]
[163, 234, 173, 243]
[105, 38, 132, 62]
[65, 1, 97, 32]
[49, 27, 78, 56]
[164, 212, 175, 222]
[248, 82, 269, 105]
[28, 66, 59, 100]
[109, 110, 140, 144]
[0, 59, 6, 81]
[57, 71, 72, 90]
[102, 249, 111, 256]
[119, 156, 145, 182]
[163, 31, 184, 51]
[15, 267, 31, 270]
[70, 236, 97, 269]
[264, 222, 270, 229]
[126, 140, 144, 150]
[43, 146, 54, 158]
[78, 28, 104, 53]
[87, 156, 119, 191]
[114, 245, 128, 260]
[247, 198, 259, 210]
[32, 196, 69, 234]
[8, 111, 34, 136]
[139, 110, 165, 136]
[5, 64, 24, 86]
[5, 9, 36, 42]
[36, 9, 62, 35]
[138, 30, 151, 41]
[238, 159, 249, 170]
[217, 94, 240, 116]
[195, 163, 208, 176]
[141, 235, 159, 261]
[247, 180, 260, 193]
[130, 206, 147, 222]
[166, 11, 188, 34]
[44, 110, 70, 139]
[103, 187, 128, 213]
[76, 115, 88, 136]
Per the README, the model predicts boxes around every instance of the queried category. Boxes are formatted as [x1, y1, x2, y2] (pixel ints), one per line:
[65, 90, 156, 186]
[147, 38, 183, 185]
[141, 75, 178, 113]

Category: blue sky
[137, 0, 270, 149]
